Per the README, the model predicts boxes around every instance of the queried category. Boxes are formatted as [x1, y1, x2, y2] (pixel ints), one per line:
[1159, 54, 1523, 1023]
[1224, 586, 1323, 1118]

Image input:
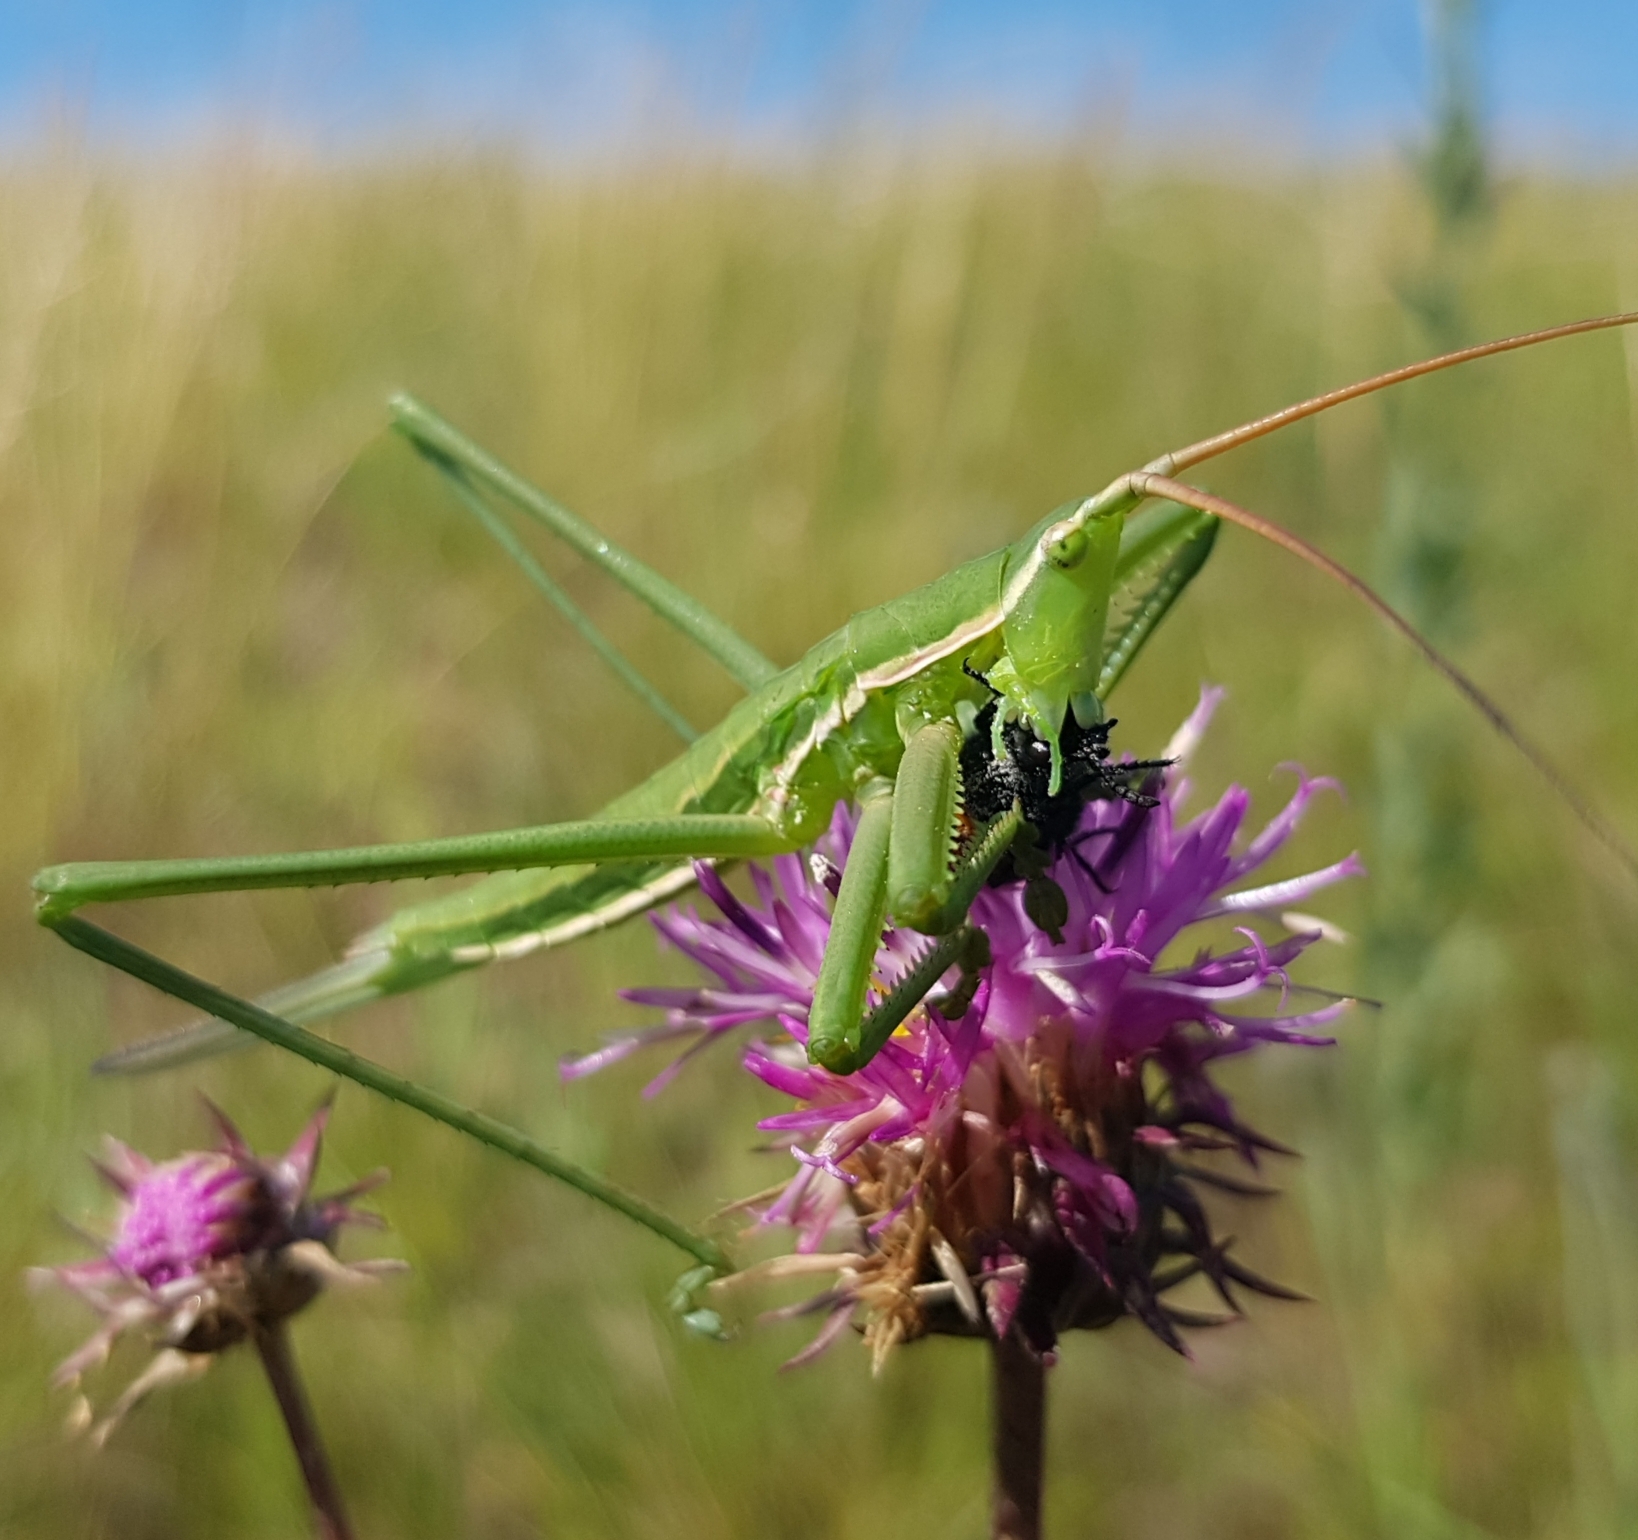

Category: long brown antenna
[1147, 310, 1638, 478]
[1134, 472, 1638, 885]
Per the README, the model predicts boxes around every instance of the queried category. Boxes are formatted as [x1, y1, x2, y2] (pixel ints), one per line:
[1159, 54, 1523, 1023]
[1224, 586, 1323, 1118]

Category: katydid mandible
[34, 310, 1638, 1244]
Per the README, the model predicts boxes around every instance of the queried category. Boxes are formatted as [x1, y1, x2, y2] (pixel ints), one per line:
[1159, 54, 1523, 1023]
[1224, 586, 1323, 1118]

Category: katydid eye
[1043, 522, 1088, 570]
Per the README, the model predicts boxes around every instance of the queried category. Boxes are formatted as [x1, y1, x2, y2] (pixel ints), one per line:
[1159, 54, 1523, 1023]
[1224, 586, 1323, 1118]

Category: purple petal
[695, 862, 786, 955]
[780, 1301, 857, 1370]
[1208, 852, 1365, 916]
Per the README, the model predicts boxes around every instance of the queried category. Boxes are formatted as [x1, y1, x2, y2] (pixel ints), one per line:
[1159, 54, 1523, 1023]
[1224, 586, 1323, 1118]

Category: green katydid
[33, 309, 1638, 1262]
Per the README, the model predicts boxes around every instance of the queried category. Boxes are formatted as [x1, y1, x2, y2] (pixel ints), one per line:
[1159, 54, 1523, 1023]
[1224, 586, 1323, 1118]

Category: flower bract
[34, 1099, 400, 1440]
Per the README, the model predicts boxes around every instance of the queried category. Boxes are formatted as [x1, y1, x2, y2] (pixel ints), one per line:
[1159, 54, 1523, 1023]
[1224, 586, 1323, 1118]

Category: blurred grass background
[2, 132, 1638, 1538]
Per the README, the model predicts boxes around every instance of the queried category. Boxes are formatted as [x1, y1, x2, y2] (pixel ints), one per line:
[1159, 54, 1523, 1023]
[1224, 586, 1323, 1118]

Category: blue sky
[3, 1, 1636, 161]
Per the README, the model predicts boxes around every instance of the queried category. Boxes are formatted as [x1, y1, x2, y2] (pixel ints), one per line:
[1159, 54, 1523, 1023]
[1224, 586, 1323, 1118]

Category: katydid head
[990, 498, 1126, 793]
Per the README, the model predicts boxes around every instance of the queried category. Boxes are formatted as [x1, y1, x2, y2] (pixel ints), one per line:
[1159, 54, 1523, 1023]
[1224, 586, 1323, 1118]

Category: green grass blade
[430, 457, 698, 744]
[391, 394, 779, 692]
[47, 915, 729, 1272]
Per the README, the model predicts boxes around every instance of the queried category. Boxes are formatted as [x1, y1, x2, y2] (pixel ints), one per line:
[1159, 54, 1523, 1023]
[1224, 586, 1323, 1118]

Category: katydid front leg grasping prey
[33, 310, 1638, 1248]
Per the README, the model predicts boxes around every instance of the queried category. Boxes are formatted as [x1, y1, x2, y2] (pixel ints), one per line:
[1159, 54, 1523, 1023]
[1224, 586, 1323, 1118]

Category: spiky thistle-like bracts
[33, 1100, 401, 1441]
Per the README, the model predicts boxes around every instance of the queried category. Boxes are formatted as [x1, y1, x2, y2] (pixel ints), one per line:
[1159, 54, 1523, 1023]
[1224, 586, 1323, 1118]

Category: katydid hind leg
[421, 453, 698, 745]
[92, 952, 392, 1075]
[41, 812, 791, 1076]
[390, 394, 778, 692]
[33, 811, 791, 916]
[93, 857, 709, 1076]
[49, 915, 727, 1270]
[91, 844, 721, 1077]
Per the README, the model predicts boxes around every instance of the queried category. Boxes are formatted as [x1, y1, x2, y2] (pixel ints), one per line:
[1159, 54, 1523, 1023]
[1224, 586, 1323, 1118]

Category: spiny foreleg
[807, 720, 1022, 1074]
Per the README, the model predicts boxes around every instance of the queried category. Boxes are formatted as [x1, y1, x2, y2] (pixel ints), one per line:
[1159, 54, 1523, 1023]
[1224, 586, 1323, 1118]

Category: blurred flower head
[34, 1098, 400, 1440]
[569, 689, 1361, 1368]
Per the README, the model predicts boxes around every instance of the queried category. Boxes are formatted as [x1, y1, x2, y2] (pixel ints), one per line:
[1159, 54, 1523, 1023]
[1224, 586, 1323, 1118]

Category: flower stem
[990, 1333, 1047, 1540]
[253, 1323, 355, 1540]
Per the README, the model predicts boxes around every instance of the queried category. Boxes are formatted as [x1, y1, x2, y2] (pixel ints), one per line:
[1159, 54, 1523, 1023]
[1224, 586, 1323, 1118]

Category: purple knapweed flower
[566, 688, 1362, 1368]
[34, 1099, 401, 1441]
